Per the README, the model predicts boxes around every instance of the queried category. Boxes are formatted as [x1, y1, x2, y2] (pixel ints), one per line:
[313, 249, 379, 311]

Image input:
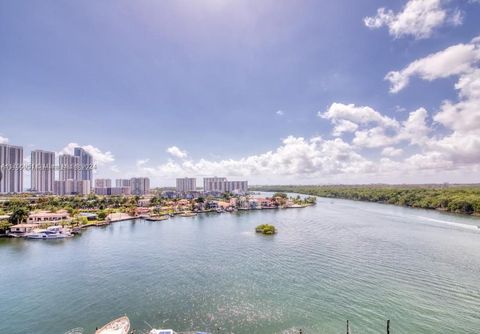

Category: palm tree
[8, 207, 30, 225]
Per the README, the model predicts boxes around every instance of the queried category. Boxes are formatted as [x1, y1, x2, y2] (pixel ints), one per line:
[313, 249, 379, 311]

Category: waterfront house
[27, 211, 70, 223]
[8, 223, 40, 236]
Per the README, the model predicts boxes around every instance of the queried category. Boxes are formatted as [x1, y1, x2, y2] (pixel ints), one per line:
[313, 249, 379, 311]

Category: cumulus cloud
[166, 146, 188, 159]
[364, 0, 462, 39]
[138, 136, 376, 180]
[382, 147, 404, 157]
[385, 42, 480, 93]
[384, 37, 480, 170]
[0, 136, 9, 144]
[60, 143, 115, 165]
[276, 110, 284, 116]
[320, 103, 430, 148]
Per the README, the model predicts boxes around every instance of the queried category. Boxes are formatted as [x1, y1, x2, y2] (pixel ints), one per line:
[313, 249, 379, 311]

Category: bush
[255, 224, 276, 235]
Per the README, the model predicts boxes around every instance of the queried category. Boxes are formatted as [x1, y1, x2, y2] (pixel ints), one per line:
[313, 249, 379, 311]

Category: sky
[1, 0, 480, 186]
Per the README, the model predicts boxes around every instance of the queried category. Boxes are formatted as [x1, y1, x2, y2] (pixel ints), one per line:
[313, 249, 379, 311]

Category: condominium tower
[130, 177, 150, 195]
[0, 144, 23, 194]
[74, 147, 93, 184]
[30, 150, 55, 193]
[58, 154, 80, 181]
[176, 177, 196, 192]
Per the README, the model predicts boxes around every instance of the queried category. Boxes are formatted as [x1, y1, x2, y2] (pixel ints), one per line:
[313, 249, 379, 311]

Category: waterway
[1, 196, 479, 333]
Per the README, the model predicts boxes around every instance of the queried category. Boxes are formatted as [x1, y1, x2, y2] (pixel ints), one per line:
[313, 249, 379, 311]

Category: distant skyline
[1, 0, 480, 186]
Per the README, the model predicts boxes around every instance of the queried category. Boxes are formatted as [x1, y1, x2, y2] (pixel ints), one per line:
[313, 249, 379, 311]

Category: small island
[255, 224, 276, 235]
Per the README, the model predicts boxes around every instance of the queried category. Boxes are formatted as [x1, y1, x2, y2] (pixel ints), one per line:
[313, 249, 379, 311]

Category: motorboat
[95, 316, 130, 334]
[149, 330, 178, 334]
[25, 226, 72, 239]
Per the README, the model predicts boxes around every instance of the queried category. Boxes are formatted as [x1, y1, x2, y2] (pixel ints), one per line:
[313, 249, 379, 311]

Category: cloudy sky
[1, 0, 480, 186]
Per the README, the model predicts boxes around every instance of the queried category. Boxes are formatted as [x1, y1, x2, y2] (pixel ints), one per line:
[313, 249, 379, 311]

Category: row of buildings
[0, 143, 150, 195]
[176, 177, 248, 194]
[94, 177, 150, 196]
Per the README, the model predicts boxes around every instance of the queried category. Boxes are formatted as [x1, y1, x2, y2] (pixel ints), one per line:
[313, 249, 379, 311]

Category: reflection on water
[1, 196, 480, 334]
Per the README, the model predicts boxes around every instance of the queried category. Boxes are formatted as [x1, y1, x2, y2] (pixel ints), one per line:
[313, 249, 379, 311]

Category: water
[1, 196, 480, 334]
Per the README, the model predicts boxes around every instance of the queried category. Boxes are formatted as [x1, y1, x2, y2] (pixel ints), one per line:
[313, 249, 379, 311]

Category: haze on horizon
[1, 0, 480, 187]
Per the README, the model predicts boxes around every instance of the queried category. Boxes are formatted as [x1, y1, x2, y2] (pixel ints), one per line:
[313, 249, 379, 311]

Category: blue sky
[1, 0, 480, 186]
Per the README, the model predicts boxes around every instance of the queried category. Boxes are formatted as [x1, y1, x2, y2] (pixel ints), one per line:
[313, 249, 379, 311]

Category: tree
[9, 207, 30, 225]
[0, 220, 11, 234]
[97, 210, 107, 220]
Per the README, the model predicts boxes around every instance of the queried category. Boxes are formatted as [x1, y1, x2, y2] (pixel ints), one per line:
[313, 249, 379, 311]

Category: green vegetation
[253, 185, 480, 216]
[8, 207, 30, 225]
[0, 220, 11, 234]
[255, 224, 276, 235]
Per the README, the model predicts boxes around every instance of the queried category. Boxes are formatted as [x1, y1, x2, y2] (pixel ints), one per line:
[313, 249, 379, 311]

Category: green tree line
[252, 185, 480, 216]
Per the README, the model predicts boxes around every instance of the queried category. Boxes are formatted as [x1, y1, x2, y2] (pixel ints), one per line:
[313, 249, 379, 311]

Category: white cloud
[276, 110, 284, 116]
[434, 68, 480, 132]
[320, 103, 430, 148]
[320, 103, 399, 128]
[382, 147, 404, 157]
[138, 136, 376, 180]
[364, 0, 461, 39]
[332, 120, 359, 136]
[383, 37, 480, 170]
[166, 146, 188, 159]
[386, 42, 480, 93]
[60, 143, 115, 165]
[0, 136, 9, 144]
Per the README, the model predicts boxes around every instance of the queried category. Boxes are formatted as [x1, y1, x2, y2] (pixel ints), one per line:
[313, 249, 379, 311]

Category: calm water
[1, 196, 480, 334]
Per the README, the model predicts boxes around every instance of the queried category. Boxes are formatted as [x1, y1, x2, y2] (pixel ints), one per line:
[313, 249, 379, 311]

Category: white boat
[25, 226, 72, 239]
[149, 330, 178, 334]
[96, 316, 130, 334]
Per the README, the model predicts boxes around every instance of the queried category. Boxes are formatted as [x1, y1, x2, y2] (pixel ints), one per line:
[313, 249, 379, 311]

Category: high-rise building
[0, 144, 23, 194]
[54, 179, 91, 196]
[74, 147, 93, 184]
[95, 178, 112, 188]
[130, 177, 150, 195]
[59, 154, 80, 181]
[203, 177, 248, 194]
[30, 150, 55, 193]
[176, 177, 196, 192]
[203, 177, 227, 192]
[115, 179, 131, 188]
[95, 187, 131, 196]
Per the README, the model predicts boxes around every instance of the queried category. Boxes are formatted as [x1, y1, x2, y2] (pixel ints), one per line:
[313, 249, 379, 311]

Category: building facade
[58, 154, 80, 181]
[94, 187, 131, 196]
[74, 147, 93, 184]
[115, 179, 131, 188]
[176, 177, 197, 192]
[95, 178, 112, 188]
[30, 150, 55, 193]
[203, 177, 227, 192]
[203, 177, 248, 194]
[0, 144, 23, 194]
[54, 179, 91, 196]
[130, 177, 150, 195]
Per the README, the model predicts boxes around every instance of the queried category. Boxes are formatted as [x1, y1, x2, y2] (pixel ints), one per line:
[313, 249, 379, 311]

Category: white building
[74, 147, 93, 185]
[54, 179, 91, 196]
[94, 187, 131, 196]
[203, 177, 248, 194]
[30, 150, 55, 193]
[203, 177, 227, 192]
[58, 154, 80, 181]
[115, 179, 131, 188]
[95, 178, 112, 188]
[176, 177, 196, 192]
[130, 177, 150, 195]
[0, 144, 23, 194]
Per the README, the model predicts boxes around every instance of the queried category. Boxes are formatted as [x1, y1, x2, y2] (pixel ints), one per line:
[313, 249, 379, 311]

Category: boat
[149, 330, 177, 334]
[95, 316, 130, 334]
[25, 226, 72, 239]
